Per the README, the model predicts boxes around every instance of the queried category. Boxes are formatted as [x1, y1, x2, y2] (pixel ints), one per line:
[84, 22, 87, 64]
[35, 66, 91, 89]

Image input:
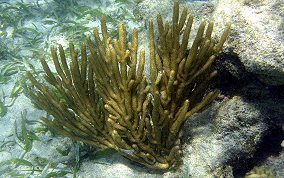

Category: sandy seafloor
[0, 0, 284, 177]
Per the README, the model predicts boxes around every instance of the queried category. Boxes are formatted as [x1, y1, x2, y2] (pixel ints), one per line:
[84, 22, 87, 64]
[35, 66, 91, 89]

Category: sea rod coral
[27, 1, 230, 169]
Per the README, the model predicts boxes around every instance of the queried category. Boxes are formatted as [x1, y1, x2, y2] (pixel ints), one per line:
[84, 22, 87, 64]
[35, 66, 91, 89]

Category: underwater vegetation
[0, 0, 140, 117]
[27, 1, 230, 169]
[0, 0, 144, 177]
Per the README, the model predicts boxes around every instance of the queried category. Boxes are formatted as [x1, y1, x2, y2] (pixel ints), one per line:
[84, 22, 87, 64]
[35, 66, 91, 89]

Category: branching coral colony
[27, 1, 230, 169]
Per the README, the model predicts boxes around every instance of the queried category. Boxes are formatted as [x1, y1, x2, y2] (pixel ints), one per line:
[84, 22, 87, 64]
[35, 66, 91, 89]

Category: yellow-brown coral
[27, 1, 230, 169]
